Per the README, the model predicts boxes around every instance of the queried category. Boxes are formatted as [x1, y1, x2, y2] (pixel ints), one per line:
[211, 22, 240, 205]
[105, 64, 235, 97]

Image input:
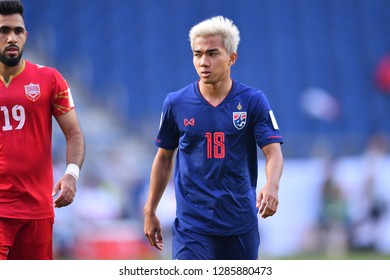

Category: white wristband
[65, 163, 80, 181]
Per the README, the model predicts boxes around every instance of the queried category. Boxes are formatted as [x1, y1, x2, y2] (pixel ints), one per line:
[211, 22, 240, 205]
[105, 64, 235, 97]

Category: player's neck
[199, 79, 233, 106]
[0, 60, 24, 83]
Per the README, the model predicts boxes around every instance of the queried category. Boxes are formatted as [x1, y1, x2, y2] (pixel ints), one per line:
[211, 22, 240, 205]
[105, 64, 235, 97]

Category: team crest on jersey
[24, 83, 41, 102]
[233, 112, 247, 130]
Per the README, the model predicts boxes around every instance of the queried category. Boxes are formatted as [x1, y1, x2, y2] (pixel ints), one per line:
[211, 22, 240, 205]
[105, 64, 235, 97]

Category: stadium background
[21, 0, 390, 259]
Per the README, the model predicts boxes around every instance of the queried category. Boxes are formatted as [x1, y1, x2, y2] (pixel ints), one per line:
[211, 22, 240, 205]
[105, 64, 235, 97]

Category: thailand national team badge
[24, 83, 41, 102]
[233, 112, 247, 130]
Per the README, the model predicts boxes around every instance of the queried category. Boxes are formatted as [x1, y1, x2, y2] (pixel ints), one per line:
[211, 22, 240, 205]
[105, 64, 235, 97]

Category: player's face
[192, 35, 237, 85]
[0, 13, 27, 67]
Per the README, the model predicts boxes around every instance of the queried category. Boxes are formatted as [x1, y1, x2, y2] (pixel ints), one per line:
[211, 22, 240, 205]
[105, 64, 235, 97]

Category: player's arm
[257, 142, 283, 218]
[144, 147, 175, 250]
[52, 109, 86, 208]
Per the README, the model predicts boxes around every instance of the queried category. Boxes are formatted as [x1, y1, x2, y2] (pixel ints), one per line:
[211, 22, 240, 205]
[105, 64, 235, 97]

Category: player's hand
[144, 213, 163, 250]
[52, 174, 77, 208]
[257, 182, 279, 218]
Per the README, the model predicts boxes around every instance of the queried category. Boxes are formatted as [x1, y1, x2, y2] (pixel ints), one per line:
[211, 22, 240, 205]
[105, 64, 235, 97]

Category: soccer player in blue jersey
[144, 16, 284, 260]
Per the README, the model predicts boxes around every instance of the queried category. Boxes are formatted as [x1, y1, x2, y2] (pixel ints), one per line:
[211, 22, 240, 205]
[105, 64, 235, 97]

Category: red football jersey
[0, 60, 74, 219]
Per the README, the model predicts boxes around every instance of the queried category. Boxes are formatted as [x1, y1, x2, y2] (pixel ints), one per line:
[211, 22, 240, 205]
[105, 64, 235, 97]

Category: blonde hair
[189, 16, 240, 54]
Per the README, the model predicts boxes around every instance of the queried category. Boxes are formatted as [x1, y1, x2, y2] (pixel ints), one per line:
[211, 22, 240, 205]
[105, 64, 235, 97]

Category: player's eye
[0, 27, 25, 35]
[14, 27, 25, 35]
[0, 27, 10, 34]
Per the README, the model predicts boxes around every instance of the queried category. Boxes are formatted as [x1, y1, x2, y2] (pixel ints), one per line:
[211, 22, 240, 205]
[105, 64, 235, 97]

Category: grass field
[276, 250, 390, 260]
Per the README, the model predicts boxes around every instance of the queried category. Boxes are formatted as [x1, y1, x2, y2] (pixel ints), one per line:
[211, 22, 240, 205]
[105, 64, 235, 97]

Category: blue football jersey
[155, 80, 283, 235]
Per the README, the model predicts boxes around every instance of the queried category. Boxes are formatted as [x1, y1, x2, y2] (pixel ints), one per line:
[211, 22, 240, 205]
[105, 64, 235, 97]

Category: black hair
[0, 0, 24, 18]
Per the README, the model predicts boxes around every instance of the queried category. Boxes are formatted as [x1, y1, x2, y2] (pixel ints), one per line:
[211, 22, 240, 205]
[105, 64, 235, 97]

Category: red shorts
[0, 217, 54, 260]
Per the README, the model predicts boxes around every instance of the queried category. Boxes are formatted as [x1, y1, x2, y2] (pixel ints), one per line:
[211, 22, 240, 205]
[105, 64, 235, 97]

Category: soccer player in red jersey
[0, 0, 85, 259]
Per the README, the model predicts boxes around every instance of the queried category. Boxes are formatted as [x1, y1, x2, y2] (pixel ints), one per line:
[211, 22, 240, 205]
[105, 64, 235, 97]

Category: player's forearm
[144, 156, 174, 215]
[263, 144, 283, 188]
[265, 157, 283, 189]
[144, 184, 168, 215]
[66, 130, 85, 168]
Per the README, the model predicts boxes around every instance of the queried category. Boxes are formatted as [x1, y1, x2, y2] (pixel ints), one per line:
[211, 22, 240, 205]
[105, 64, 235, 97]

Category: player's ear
[228, 52, 238, 66]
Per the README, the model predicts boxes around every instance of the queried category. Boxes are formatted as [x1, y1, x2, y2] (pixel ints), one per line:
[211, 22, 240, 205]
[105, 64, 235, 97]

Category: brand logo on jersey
[233, 112, 247, 130]
[184, 118, 195, 126]
[24, 83, 41, 102]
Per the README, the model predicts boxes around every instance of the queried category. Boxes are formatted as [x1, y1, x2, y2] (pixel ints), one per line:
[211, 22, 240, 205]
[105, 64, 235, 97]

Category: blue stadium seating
[22, 0, 390, 156]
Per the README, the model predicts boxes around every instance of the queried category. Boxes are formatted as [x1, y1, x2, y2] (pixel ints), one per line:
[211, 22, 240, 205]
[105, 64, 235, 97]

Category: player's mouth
[5, 46, 19, 56]
[201, 71, 211, 78]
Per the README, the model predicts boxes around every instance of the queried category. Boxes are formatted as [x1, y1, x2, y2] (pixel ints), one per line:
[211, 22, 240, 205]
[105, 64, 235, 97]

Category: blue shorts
[172, 218, 260, 260]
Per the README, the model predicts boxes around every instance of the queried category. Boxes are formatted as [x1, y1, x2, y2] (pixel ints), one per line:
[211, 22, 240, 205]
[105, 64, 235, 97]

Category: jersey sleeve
[155, 94, 180, 150]
[50, 68, 75, 117]
[252, 93, 284, 148]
